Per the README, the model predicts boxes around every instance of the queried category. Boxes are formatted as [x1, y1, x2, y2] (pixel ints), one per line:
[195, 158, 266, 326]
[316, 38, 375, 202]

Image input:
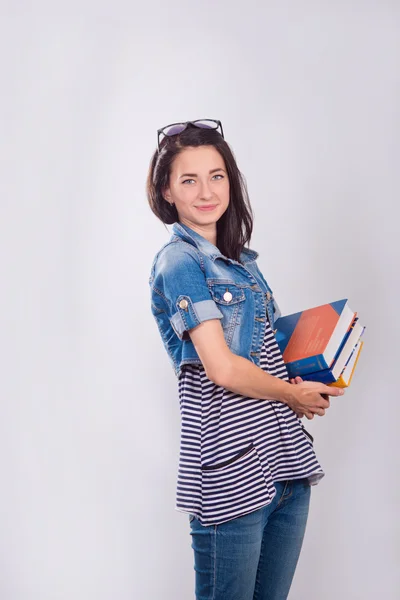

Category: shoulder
[151, 239, 203, 276]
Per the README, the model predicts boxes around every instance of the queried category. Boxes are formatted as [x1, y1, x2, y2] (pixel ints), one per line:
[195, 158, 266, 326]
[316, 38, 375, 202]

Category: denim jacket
[149, 222, 281, 378]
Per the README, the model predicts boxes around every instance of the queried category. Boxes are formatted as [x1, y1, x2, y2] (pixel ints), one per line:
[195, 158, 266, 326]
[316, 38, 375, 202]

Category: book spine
[301, 370, 336, 384]
[286, 354, 329, 377]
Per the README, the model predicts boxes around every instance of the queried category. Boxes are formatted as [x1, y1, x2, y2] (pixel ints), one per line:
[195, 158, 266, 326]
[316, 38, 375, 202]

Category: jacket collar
[171, 222, 258, 263]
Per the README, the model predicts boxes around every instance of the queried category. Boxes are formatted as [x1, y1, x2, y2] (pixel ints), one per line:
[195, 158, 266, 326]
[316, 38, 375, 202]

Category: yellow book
[329, 341, 364, 388]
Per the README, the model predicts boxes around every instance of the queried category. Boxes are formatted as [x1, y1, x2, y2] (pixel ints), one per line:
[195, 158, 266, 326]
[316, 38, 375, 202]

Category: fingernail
[339, 389, 344, 395]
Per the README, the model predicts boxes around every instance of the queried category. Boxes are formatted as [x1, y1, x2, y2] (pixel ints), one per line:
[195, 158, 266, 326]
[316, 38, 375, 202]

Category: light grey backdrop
[1, 2, 399, 599]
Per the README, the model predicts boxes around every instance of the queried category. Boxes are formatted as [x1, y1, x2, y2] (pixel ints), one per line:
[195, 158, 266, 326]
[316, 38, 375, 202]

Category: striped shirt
[176, 317, 325, 526]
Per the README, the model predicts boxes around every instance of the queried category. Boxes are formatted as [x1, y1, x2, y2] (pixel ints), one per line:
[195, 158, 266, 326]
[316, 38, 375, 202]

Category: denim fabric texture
[149, 222, 281, 378]
[189, 478, 311, 600]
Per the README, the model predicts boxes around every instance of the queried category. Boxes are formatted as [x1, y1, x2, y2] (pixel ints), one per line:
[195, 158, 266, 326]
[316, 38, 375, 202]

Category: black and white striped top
[176, 317, 325, 526]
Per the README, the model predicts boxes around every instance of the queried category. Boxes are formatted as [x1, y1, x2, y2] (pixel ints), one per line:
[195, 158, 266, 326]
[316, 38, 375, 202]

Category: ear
[163, 187, 172, 203]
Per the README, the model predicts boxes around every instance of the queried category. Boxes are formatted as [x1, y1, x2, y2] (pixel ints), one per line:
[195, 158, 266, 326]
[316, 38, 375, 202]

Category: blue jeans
[189, 478, 311, 600]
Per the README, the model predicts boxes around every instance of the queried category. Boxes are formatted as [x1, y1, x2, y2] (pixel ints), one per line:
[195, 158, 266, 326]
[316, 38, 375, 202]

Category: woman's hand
[288, 376, 344, 420]
[289, 377, 306, 418]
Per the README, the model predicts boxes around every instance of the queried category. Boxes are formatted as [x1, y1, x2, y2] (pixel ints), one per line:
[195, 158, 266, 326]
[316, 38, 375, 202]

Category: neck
[180, 219, 217, 247]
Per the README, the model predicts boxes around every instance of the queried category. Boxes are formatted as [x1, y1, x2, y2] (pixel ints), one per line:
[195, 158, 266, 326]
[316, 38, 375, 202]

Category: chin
[197, 215, 220, 225]
[195, 207, 221, 218]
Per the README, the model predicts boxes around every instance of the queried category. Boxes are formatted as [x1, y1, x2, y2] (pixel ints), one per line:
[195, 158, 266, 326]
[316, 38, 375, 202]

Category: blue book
[274, 299, 356, 377]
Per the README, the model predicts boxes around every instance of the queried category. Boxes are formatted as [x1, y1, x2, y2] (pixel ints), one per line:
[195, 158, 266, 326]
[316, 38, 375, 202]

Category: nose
[199, 180, 213, 201]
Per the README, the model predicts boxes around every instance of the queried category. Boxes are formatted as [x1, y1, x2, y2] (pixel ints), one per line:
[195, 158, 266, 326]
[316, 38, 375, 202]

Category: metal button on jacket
[266, 291, 272, 301]
[179, 299, 188, 310]
[223, 291, 233, 302]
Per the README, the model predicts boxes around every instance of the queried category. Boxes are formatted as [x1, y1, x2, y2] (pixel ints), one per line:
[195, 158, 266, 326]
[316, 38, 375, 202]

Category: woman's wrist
[274, 380, 296, 407]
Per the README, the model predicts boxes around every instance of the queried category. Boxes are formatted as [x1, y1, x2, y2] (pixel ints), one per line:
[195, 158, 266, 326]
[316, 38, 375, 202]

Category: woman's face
[164, 145, 230, 233]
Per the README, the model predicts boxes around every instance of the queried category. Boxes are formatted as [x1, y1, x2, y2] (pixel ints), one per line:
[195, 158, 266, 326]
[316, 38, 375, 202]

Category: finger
[325, 386, 345, 397]
[319, 396, 330, 409]
[310, 407, 325, 417]
[295, 376, 303, 383]
[305, 412, 314, 420]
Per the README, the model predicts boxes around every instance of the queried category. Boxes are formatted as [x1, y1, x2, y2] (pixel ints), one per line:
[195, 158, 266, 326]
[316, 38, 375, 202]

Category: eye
[212, 174, 224, 180]
[182, 179, 195, 185]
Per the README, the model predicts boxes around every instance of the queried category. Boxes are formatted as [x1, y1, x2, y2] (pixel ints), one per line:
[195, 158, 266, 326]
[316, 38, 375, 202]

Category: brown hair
[146, 124, 254, 262]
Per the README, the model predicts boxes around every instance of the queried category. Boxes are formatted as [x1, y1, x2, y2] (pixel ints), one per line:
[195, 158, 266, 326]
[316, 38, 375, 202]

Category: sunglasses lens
[163, 123, 187, 137]
[193, 120, 219, 130]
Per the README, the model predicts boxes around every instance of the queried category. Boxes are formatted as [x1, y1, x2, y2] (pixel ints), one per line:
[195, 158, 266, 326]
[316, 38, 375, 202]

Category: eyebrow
[179, 168, 226, 178]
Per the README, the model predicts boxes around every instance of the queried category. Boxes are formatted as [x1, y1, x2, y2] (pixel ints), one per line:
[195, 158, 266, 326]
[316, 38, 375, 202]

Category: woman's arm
[189, 319, 344, 419]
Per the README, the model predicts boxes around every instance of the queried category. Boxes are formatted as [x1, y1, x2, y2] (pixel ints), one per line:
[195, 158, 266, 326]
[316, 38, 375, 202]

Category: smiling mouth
[196, 205, 217, 211]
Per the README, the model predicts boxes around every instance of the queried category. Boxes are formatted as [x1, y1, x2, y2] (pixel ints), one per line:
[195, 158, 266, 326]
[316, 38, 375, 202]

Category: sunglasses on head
[157, 119, 224, 151]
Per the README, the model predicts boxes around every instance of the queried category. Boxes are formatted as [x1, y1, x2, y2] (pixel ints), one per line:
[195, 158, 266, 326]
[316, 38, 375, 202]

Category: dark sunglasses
[157, 119, 224, 151]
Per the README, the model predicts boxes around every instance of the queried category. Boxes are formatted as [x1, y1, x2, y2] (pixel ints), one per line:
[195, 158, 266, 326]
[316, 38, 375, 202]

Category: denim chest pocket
[208, 281, 245, 342]
[208, 281, 245, 304]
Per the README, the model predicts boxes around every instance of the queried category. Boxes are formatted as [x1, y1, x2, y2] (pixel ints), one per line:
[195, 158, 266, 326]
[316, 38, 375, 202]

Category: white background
[1, 1, 399, 598]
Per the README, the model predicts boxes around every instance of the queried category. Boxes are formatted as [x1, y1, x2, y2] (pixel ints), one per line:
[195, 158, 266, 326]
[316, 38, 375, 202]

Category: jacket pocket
[207, 281, 246, 344]
[208, 281, 246, 305]
[200, 444, 272, 521]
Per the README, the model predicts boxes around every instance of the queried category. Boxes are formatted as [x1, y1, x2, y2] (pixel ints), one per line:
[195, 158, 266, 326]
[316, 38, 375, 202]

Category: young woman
[147, 119, 344, 600]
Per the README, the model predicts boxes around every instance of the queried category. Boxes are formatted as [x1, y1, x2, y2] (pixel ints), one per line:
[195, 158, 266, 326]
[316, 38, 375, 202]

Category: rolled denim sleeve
[151, 245, 223, 340]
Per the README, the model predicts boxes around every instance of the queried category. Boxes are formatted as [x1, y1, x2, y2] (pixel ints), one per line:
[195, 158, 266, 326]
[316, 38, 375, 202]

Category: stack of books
[274, 299, 365, 388]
